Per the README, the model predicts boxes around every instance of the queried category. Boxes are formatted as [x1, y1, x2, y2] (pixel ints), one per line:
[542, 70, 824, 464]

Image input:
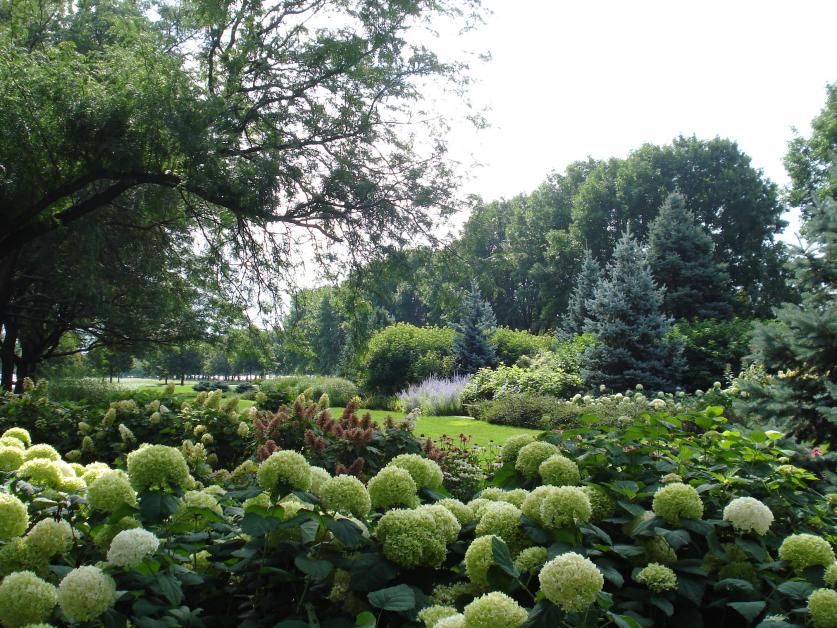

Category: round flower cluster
[0, 492, 29, 540]
[539, 454, 581, 486]
[23, 444, 60, 461]
[435, 616, 464, 628]
[539, 486, 592, 529]
[0, 570, 57, 627]
[17, 459, 63, 488]
[661, 473, 682, 484]
[81, 462, 111, 485]
[650, 398, 667, 411]
[87, 470, 137, 513]
[320, 475, 371, 518]
[467, 498, 492, 520]
[57, 565, 117, 622]
[514, 546, 548, 574]
[778, 534, 836, 573]
[808, 589, 837, 628]
[583, 485, 616, 522]
[93, 516, 140, 551]
[2, 427, 31, 447]
[107, 528, 160, 567]
[375, 508, 447, 568]
[723, 496, 774, 536]
[539, 552, 604, 612]
[0, 446, 24, 472]
[514, 441, 559, 479]
[418, 605, 459, 627]
[0, 436, 24, 449]
[173, 490, 223, 525]
[635, 563, 678, 592]
[368, 466, 419, 510]
[416, 504, 461, 543]
[475, 502, 526, 550]
[825, 563, 837, 589]
[309, 466, 330, 494]
[501, 434, 535, 465]
[127, 444, 192, 491]
[257, 450, 312, 494]
[26, 518, 72, 557]
[388, 454, 444, 489]
[463, 591, 528, 628]
[464, 534, 501, 587]
[652, 482, 704, 524]
[521, 486, 559, 525]
[437, 499, 475, 524]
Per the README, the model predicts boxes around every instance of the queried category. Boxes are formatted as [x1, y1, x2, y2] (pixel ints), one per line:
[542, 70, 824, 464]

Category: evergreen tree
[582, 230, 685, 391]
[740, 190, 837, 442]
[562, 249, 601, 335]
[452, 281, 498, 374]
[314, 293, 344, 375]
[647, 192, 734, 320]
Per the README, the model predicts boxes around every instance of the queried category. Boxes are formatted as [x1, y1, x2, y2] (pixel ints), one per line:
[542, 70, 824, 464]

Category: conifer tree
[647, 192, 734, 320]
[562, 249, 601, 335]
[452, 281, 498, 374]
[582, 230, 685, 391]
[740, 191, 837, 442]
[314, 293, 344, 375]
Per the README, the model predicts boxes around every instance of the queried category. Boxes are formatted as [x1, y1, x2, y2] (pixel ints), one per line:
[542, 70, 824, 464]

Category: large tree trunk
[180, 373, 185, 386]
[0, 322, 18, 391]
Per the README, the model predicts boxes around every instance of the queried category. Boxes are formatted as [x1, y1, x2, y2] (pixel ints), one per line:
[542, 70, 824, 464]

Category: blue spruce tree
[452, 281, 498, 374]
[582, 230, 685, 391]
[562, 249, 601, 335]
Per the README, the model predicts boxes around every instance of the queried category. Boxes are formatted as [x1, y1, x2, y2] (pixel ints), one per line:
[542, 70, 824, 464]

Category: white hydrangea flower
[107, 528, 160, 567]
[723, 496, 773, 536]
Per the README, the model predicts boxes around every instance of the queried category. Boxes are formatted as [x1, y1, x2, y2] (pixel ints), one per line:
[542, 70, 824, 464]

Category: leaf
[612, 544, 646, 559]
[607, 612, 644, 628]
[355, 611, 376, 628]
[300, 518, 321, 544]
[274, 621, 308, 628]
[777, 580, 814, 600]
[491, 536, 519, 578]
[491, 463, 523, 489]
[651, 596, 674, 616]
[630, 516, 665, 537]
[735, 538, 768, 562]
[346, 553, 399, 592]
[521, 515, 551, 545]
[325, 517, 364, 547]
[154, 573, 183, 606]
[680, 518, 714, 536]
[240, 512, 281, 536]
[596, 562, 624, 588]
[729, 601, 766, 623]
[367, 584, 415, 612]
[579, 523, 612, 545]
[677, 574, 706, 605]
[715, 578, 756, 595]
[294, 555, 334, 581]
[617, 500, 646, 516]
[138, 491, 179, 524]
[523, 600, 565, 627]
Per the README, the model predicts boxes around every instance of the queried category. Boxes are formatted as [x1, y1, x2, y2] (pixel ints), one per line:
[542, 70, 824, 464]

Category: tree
[313, 294, 344, 375]
[562, 249, 601, 335]
[646, 192, 734, 320]
[87, 347, 134, 383]
[582, 231, 685, 391]
[452, 281, 498, 374]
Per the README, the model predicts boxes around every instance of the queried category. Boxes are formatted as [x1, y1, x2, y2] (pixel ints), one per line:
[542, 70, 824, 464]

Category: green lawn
[329, 407, 541, 447]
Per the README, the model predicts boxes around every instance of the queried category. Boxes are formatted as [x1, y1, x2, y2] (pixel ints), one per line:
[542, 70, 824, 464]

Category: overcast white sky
[436, 0, 836, 239]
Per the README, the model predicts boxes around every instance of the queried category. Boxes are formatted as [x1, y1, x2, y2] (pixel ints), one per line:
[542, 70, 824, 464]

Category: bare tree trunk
[0, 322, 18, 392]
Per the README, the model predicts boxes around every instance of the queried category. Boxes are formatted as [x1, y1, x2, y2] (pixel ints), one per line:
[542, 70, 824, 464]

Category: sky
[436, 0, 836, 240]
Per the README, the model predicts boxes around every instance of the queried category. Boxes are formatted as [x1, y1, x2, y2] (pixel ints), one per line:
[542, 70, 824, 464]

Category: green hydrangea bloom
[81, 462, 110, 485]
[464, 535, 500, 587]
[480, 488, 528, 508]
[0, 538, 49, 578]
[0, 493, 29, 540]
[723, 496, 773, 535]
[538, 454, 580, 486]
[320, 475, 371, 518]
[0, 446, 24, 472]
[539, 486, 591, 529]
[127, 445, 192, 491]
[825, 563, 837, 589]
[57, 566, 117, 623]
[644, 537, 677, 564]
[430, 582, 480, 606]
[243, 492, 272, 510]
[418, 605, 459, 627]
[388, 454, 444, 489]
[416, 504, 461, 543]
[106, 528, 159, 567]
[514, 546, 548, 574]
[376, 508, 447, 568]
[58, 476, 85, 493]
[257, 450, 312, 494]
[462, 591, 527, 628]
[0, 571, 57, 628]
[2, 428, 31, 447]
[514, 442, 559, 479]
[368, 466, 419, 510]
[475, 502, 526, 550]
[583, 485, 616, 522]
[539, 552, 604, 612]
[26, 519, 72, 557]
[437, 498, 475, 524]
[661, 473, 682, 484]
[467, 498, 492, 520]
[17, 459, 63, 489]
[309, 466, 331, 495]
[435, 615, 465, 628]
[22, 445, 60, 462]
[0, 437, 24, 449]
[521, 486, 559, 525]
[808, 588, 837, 628]
[92, 516, 141, 550]
[778, 534, 836, 573]
[501, 434, 535, 465]
[173, 490, 223, 526]
[87, 470, 137, 513]
[635, 563, 678, 592]
[652, 482, 704, 524]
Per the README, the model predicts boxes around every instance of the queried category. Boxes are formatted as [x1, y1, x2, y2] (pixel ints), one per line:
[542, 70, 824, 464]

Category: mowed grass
[329, 407, 541, 447]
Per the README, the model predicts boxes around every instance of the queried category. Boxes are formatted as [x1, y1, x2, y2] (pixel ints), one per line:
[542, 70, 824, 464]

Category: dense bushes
[257, 376, 359, 410]
[491, 328, 553, 365]
[675, 318, 755, 390]
[469, 393, 564, 429]
[461, 364, 582, 407]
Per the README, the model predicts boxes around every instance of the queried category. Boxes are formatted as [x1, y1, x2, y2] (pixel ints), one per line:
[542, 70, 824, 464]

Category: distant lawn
[329, 407, 541, 447]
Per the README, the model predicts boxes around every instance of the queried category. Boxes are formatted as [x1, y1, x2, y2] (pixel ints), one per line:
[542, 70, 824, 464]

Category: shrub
[397, 375, 470, 416]
[469, 393, 565, 429]
[257, 376, 358, 410]
[674, 317, 754, 390]
[490, 328, 552, 365]
[362, 323, 455, 394]
[461, 364, 581, 406]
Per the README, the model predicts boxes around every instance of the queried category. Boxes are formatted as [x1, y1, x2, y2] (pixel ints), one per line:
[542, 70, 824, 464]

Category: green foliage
[258, 377, 359, 411]
[490, 328, 553, 365]
[562, 249, 601, 335]
[461, 364, 582, 406]
[362, 324, 456, 395]
[583, 230, 685, 392]
[469, 393, 566, 429]
[452, 282, 498, 374]
[675, 318, 755, 390]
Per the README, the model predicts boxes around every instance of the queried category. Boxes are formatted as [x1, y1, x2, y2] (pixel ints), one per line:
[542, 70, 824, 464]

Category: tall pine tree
[647, 192, 733, 320]
[313, 293, 344, 375]
[582, 230, 685, 391]
[452, 281, 498, 374]
[562, 249, 601, 335]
